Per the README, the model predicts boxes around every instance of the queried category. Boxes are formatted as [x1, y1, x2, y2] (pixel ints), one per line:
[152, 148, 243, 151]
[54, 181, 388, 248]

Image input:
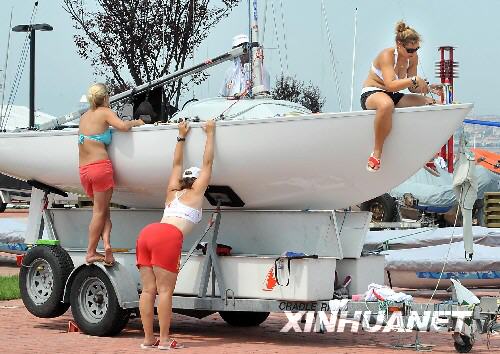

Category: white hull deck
[0, 102, 472, 209]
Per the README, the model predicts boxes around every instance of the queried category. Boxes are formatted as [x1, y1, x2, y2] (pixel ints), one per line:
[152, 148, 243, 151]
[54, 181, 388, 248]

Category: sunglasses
[404, 46, 420, 53]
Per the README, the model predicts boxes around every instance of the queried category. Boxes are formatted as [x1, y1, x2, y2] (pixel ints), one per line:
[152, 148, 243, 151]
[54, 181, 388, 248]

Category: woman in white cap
[136, 119, 215, 350]
[220, 33, 270, 97]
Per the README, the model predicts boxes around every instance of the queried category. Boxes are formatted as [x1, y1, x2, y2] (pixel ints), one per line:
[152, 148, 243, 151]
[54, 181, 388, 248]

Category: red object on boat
[196, 243, 232, 256]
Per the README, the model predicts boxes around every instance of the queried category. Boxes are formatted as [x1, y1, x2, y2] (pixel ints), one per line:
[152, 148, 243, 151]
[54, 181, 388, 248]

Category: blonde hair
[86, 83, 109, 109]
[395, 21, 421, 45]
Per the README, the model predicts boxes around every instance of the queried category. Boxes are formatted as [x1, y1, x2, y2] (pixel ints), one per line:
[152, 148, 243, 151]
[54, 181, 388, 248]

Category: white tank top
[162, 190, 202, 224]
[371, 48, 408, 81]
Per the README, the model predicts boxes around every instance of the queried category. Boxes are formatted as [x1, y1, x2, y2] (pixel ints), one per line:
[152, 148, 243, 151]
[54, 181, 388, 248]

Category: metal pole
[29, 28, 35, 129]
[161, 7, 166, 120]
[449, 48, 454, 86]
[250, 0, 266, 95]
[438, 47, 448, 163]
[447, 136, 454, 173]
[448, 50, 454, 173]
[248, 0, 252, 97]
[0, 8, 14, 128]
[349, 7, 358, 112]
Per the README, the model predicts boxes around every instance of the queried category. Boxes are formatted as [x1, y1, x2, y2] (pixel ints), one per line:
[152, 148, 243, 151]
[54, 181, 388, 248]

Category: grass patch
[0, 275, 20, 301]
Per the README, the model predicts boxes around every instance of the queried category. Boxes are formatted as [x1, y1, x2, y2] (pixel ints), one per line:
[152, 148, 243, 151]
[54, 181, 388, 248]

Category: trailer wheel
[19, 245, 73, 318]
[452, 333, 474, 353]
[0, 202, 6, 213]
[360, 193, 399, 223]
[70, 265, 129, 336]
[219, 311, 270, 327]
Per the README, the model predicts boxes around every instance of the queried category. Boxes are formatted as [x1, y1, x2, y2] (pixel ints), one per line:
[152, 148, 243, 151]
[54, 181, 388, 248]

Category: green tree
[271, 74, 325, 113]
[63, 0, 240, 107]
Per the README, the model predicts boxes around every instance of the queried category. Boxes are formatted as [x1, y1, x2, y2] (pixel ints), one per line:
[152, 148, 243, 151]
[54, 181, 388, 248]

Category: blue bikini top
[78, 128, 112, 145]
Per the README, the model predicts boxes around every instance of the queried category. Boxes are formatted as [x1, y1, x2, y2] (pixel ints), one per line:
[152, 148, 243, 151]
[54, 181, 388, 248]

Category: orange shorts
[136, 223, 184, 273]
[79, 159, 115, 198]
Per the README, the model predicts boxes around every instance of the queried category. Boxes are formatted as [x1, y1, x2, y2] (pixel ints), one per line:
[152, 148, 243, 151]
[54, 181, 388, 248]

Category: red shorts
[136, 223, 184, 273]
[79, 159, 115, 198]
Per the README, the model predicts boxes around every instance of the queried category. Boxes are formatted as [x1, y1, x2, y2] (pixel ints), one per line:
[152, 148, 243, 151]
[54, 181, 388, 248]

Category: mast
[37, 46, 245, 131]
[0, 8, 14, 129]
[249, 0, 266, 95]
[349, 8, 358, 112]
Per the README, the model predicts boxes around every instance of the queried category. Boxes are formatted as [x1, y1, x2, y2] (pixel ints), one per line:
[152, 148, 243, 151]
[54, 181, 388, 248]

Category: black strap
[273, 255, 318, 287]
[274, 257, 291, 287]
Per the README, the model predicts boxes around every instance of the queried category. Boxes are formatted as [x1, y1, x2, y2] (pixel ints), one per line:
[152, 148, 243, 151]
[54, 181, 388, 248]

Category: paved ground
[0, 209, 27, 275]
[0, 294, 498, 354]
[0, 261, 18, 276]
[3, 246, 497, 354]
[0, 208, 29, 218]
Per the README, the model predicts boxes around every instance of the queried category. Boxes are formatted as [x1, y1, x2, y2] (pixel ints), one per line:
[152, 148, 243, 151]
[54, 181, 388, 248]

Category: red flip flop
[158, 339, 185, 350]
[366, 153, 381, 172]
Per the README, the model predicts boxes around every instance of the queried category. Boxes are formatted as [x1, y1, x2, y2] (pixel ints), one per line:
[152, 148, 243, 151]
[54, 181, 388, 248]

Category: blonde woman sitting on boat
[136, 119, 215, 350]
[361, 21, 441, 172]
[78, 83, 144, 265]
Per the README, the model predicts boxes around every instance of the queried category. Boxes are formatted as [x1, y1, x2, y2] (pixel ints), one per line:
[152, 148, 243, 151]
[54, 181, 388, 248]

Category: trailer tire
[360, 193, 399, 223]
[219, 311, 270, 327]
[453, 333, 474, 353]
[70, 265, 130, 336]
[0, 202, 6, 213]
[19, 245, 74, 318]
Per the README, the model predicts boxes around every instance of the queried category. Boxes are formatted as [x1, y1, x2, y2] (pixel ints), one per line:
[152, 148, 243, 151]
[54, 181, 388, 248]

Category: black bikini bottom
[360, 90, 404, 110]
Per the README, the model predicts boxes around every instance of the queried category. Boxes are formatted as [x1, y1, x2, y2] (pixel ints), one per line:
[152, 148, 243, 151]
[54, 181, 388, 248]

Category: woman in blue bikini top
[78, 83, 144, 266]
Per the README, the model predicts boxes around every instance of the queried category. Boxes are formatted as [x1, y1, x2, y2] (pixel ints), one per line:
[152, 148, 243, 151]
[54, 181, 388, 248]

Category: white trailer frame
[18, 186, 499, 352]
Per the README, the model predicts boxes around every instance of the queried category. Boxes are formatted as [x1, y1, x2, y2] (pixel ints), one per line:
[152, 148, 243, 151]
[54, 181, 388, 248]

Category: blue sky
[0, 0, 497, 117]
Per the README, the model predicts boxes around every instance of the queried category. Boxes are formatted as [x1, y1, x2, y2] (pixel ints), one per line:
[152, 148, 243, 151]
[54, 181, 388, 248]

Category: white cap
[232, 34, 249, 48]
[182, 166, 201, 179]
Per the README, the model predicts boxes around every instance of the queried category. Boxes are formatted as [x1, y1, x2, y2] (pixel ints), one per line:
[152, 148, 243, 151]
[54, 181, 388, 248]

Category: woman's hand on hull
[203, 119, 216, 135]
[178, 120, 190, 138]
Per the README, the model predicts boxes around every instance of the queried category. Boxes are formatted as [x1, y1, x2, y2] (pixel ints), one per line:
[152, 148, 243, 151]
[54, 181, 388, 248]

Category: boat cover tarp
[390, 162, 500, 212]
[383, 241, 500, 273]
[364, 226, 500, 251]
[0, 218, 28, 243]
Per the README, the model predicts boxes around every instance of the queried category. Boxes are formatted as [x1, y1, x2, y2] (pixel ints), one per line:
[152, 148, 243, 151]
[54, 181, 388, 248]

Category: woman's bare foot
[104, 247, 115, 266]
[85, 253, 105, 264]
[140, 338, 159, 349]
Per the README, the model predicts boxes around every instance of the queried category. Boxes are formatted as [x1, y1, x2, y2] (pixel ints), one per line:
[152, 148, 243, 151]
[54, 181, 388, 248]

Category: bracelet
[177, 136, 186, 142]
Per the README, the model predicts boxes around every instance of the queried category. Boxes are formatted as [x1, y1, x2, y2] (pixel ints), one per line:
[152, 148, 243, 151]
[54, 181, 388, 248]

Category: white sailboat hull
[0, 103, 472, 209]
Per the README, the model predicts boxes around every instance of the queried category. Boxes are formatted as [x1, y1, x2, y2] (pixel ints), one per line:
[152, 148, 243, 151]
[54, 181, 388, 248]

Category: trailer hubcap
[79, 278, 108, 323]
[27, 259, 54, 304]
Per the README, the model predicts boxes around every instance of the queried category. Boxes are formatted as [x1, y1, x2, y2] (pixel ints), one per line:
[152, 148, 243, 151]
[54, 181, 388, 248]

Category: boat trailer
[17, 185, 500, 352]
